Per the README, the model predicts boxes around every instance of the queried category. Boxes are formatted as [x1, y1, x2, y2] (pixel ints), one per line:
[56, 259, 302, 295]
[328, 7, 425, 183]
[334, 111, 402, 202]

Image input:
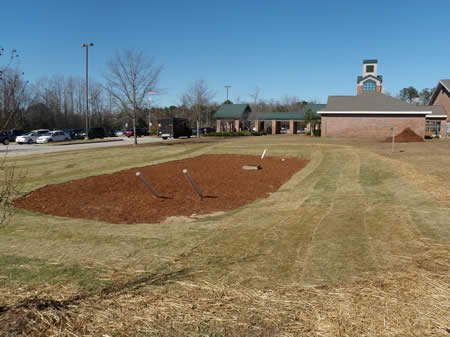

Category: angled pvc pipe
[136, 172, 161, 198]
[183, 169, 203, 199]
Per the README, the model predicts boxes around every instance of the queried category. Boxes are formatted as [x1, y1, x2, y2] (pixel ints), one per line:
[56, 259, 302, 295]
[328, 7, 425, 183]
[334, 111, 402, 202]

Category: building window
[425, 120, 441, 133]
[363, 79, 376, 91]
[366, 65, 374, 73]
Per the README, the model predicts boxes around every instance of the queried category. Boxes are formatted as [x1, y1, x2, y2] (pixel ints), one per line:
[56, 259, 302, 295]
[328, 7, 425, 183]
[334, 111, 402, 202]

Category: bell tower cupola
[357, 59, 383, 94]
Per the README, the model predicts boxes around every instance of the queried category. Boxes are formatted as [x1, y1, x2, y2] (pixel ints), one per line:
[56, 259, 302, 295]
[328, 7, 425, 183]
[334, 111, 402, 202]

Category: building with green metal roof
[214, 104, 251, 119]
[214, 103, 325, 134]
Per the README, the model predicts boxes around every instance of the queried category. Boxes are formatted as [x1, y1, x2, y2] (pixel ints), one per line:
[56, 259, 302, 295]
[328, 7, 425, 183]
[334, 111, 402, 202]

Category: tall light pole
[224, 85, 231, 101]
[148, 90, 155, 135]
[81, 43, 94, 141]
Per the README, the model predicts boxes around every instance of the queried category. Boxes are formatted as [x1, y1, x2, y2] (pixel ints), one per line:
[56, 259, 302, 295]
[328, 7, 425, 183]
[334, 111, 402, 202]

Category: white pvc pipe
[261, 148, 267, 159]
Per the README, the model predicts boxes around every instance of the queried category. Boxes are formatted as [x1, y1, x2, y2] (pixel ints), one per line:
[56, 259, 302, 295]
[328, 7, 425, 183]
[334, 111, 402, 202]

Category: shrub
[0, 153, 25, 225]
[204, 131, 266, 137]
[424, 135, 433, 139]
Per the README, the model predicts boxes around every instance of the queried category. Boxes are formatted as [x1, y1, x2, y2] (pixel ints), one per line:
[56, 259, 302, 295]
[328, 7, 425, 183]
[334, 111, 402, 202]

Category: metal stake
[136, 172, 161, 198]
[183, 169, 203, 199]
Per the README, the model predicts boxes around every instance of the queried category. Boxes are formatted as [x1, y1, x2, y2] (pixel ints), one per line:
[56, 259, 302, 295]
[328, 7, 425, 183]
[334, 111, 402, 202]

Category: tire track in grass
[176, 147, 338, 287]
[301, 149, 375, 286]
[364, 152, 450, 242]
[359, 151, 449, 272]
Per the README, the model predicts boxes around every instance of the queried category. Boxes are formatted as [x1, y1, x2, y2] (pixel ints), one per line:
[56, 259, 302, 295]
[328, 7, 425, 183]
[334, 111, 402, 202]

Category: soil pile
[14, 154, 308, 224]
[383, 128, 424, 143]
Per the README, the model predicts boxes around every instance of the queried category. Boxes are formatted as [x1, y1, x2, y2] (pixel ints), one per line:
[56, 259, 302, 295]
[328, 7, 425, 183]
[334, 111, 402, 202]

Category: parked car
[78, 127, 105, 139]
[4, 129, 26, 141]
[105, 129, 117, 137]
[36, 130, 71, 144]
[68, 128, 85, 140]
[31, 129, 51, 136]
[125, 128, 148, 137]
[0, 132, 14, 145]
[115, 129, 126, 136]
[199, 127, 216, 134]
[15, 132, 40, 144]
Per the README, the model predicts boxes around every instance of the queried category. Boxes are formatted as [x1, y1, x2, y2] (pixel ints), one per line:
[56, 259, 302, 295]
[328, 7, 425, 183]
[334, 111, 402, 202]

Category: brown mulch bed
[14, 154, 308, 224]
[383, 127, 424, 142]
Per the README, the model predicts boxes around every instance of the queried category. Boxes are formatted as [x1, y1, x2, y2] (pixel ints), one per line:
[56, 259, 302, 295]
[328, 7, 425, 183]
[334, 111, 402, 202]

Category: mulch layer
[383, 127, 424, 143]
[14, 154, 309, 224]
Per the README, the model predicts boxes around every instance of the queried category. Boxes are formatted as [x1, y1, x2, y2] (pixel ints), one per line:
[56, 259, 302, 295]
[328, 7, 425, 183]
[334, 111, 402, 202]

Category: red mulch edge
[14, 154, 309, 224]
[383, 128, 424, 143]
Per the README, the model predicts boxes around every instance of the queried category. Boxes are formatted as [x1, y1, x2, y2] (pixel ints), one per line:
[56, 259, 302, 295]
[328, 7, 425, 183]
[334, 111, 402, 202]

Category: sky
[2, 0, 450, 107]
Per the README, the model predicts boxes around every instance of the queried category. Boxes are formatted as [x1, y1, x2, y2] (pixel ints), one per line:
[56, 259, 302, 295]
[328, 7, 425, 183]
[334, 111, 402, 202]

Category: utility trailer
[157, 118, 192, 140]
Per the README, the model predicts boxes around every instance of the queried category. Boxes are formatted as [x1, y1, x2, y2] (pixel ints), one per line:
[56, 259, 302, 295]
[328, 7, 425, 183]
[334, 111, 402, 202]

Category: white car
[36, 130, 71, 144]
[15, 132, 40, 144]
[31, 129, 50, 136]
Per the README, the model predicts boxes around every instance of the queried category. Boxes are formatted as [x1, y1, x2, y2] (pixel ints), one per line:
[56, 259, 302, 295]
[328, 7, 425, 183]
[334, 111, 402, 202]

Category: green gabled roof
[248, 104, 325, 121]
[363, 59, 378, 64]
[214, 104, 251, 119]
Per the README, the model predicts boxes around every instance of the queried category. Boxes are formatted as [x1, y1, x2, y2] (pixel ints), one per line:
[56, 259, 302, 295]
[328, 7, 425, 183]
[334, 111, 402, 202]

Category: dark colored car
[0, 132, 14, 145]
[6, 130, 26, 141]
[199, 127, 216, 134]
[124, 128, 148, 138]
[69, 128, 85, 140]
[158, 118, 191, 140]
[105, 129, 117, 137]
[78, 127, 105, 140]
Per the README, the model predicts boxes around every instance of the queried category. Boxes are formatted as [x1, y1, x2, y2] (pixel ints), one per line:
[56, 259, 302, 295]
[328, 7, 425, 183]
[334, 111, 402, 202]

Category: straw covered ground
[0, 136, 449, 336]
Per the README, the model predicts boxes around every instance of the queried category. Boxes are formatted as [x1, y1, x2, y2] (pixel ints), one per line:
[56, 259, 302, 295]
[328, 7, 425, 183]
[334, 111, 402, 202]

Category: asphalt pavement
[0, 136, 171, 157]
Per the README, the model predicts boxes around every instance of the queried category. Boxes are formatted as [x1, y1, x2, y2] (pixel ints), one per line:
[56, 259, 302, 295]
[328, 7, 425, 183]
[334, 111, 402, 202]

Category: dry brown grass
[0, 244, 448, 336]
[0, 135, 449, 336]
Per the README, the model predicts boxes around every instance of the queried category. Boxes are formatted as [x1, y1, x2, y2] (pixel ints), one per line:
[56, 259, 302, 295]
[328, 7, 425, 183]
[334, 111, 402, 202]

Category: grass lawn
[0, 136, 448, 336]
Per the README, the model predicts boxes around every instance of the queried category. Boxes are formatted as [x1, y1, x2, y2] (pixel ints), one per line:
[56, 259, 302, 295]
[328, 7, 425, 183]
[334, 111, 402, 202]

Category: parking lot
[0, 136, 170, 157]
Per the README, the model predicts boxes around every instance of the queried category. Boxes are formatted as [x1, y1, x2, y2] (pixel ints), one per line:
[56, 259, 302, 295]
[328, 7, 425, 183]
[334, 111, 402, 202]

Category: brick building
[215, 104, 251, 132]
[429, 80, 450, 115]
[214, 103, 324, 134]
[319, 92, 444, 139]
[319, 60, 448, 138]
[428, 80, 450, 135]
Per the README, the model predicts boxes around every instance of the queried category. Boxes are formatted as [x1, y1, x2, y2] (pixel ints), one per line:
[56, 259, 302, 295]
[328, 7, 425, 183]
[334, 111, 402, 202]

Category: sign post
[391, 127, 395, 153]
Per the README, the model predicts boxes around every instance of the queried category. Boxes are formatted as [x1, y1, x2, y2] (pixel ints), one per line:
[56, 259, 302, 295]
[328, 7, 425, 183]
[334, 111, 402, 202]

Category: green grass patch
[0, 255, 105, 289]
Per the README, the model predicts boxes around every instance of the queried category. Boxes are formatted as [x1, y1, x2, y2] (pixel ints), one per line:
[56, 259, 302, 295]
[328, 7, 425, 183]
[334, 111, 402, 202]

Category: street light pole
[81, 43, 94, 141]
[224, 85, 231, 101]
[148, 90, 155, 135]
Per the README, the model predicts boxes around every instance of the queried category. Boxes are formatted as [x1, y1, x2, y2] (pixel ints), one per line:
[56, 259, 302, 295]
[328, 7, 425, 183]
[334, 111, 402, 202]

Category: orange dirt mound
[383, 128, 424, 143]
[14, 154, 309, 224]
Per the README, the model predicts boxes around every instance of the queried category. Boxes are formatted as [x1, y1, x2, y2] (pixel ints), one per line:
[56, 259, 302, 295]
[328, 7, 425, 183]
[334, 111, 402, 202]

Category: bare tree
[0, 68, 28, 129]
[248, 86, 261, 111]
[181, 80, 215, 137]
[104, 49, 162, 144]
[0, 152, 25, 225]
[0, 48, 29, 129]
